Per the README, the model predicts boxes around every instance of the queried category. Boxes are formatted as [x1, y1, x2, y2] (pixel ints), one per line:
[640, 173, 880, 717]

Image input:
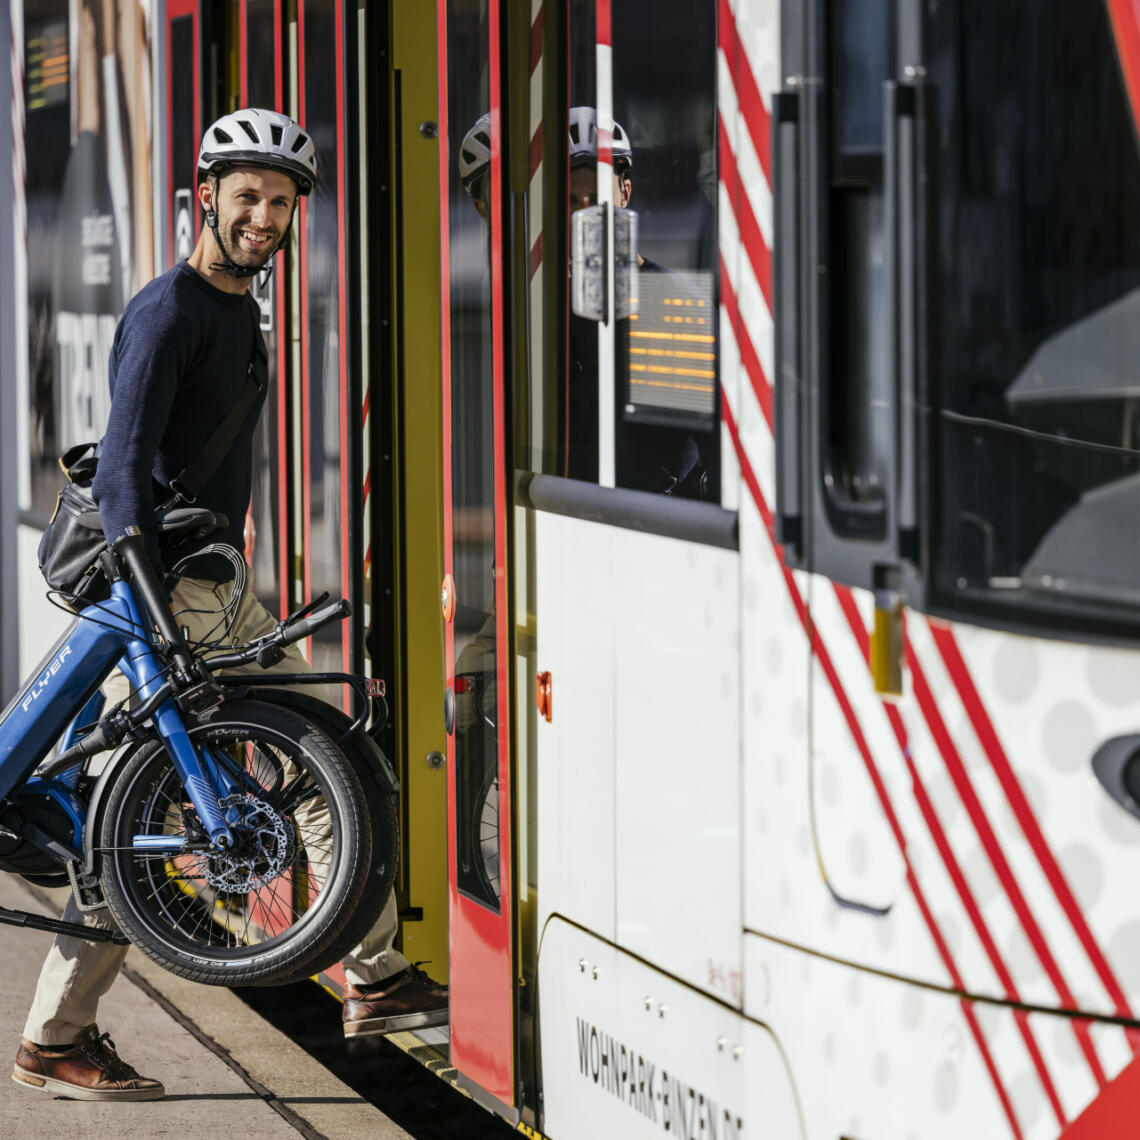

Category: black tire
[244, 696, 399, 986]
[98, 700, 371, 986]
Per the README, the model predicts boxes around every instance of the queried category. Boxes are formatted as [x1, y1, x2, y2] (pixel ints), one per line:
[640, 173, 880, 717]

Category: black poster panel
[24, 0, 154, 513]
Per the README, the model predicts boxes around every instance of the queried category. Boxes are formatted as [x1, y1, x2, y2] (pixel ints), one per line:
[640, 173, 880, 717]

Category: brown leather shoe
[12, 1025, 164, 1101]
[343, 964, 449, 1037]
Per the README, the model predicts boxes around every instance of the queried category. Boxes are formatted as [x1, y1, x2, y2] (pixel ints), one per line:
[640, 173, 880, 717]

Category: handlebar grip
[281, 598, 352, 645]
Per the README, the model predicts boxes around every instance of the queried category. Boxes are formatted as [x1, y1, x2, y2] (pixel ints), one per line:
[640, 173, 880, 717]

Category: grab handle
[773, 88, 803, 558]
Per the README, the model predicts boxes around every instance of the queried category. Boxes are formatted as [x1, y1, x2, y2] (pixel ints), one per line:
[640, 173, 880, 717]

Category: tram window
[448, 0, 502, 912]
[560, 0, 720, 502]
[925, 0, 1140, 631]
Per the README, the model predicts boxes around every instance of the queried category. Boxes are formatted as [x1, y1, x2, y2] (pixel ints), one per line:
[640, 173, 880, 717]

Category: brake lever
[283, 591, 330, 629]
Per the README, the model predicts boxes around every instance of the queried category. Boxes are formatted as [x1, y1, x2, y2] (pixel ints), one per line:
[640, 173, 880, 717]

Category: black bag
[37, 446, 116, 609]
[38, 299, 268, 610]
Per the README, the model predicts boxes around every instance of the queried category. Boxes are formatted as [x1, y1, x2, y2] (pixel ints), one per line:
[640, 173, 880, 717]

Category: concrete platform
[0, 875, 412, 1139]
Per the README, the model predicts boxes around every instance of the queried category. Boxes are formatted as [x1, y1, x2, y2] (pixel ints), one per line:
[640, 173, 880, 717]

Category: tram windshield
[928, 0, 1140, 628]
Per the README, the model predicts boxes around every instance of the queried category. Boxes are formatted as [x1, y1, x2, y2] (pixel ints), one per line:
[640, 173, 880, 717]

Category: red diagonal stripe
[906, 629, 1108, 1088]
[832, 589, 1065, 1126]
[722, 396, 1021, 1138]
[529, 122, 542, 179]
[1107, 0, 1140, 146]
[529, 5, 543, 75]
[719, 257, 772, 430]
[716, 0, 771, 184]
[529, 232, 543, 280]
[718, 116, 772, 312]
[931, 625, 1140, 1042]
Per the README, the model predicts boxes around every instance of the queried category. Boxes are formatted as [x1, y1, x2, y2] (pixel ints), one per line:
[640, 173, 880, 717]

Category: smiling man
[13, 108, 446, 1103]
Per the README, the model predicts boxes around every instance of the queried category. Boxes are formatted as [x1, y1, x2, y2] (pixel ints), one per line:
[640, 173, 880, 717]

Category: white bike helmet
[459, 113, 492, 195]
[198, 108, 318, 195]
[568, 106, 632, 171]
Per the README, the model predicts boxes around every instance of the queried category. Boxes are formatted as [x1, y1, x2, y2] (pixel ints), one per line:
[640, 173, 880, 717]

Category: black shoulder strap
[168, 295, 268, 503]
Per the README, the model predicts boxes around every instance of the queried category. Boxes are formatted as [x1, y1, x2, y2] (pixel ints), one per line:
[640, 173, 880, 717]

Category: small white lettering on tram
[21, 646, 73, 713]
[575, 1017, 744, 1138]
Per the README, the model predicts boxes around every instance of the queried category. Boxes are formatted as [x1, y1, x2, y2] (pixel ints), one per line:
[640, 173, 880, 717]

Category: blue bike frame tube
[0, 581, 233, 847]
[0, 604, 132, 801]
[110, 583, 234, 846]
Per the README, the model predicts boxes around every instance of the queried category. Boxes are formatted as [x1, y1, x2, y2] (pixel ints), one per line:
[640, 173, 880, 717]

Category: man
[13, 108, 446, 1103]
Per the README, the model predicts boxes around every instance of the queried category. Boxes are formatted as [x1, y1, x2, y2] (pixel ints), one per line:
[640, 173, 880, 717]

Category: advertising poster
[22, 0, 153, 514]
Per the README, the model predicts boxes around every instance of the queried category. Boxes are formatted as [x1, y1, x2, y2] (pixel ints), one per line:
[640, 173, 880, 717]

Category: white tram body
[521, 2, 1140, 1138]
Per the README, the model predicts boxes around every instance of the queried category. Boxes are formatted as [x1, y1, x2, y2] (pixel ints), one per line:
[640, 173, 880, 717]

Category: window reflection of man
[566, 107, 707, 496]
[459, 106, 708, 495]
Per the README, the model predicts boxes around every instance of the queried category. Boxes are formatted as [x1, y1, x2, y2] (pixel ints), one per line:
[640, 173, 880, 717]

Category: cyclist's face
[211, 167, 298, 268]
[569, 165, 632, 212]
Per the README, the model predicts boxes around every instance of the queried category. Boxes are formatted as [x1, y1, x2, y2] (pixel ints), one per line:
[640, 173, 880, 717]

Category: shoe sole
[12, 1067, 164, 1101]
[343, 1007, 449, 1038]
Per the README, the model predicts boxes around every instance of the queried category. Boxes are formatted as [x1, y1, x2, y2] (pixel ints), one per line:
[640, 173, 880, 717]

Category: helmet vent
[213, 127, 233, 145]
[238, 119, 259, 143]
[291, 133, 309, 154]
[270, 124, 283, 145]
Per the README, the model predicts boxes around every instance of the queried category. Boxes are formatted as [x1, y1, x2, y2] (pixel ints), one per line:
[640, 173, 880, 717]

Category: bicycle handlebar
[280, 599, 352, 646]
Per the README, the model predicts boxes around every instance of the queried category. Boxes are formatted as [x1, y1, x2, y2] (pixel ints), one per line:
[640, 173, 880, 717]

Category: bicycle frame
[0, 580, 236, 848]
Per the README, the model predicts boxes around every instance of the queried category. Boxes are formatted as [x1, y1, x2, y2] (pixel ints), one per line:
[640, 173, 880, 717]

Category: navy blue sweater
[92, 262, 266, 577]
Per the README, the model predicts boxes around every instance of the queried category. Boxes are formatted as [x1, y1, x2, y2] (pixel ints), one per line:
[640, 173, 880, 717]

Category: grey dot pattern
[992, 639, 1041, 705]
[1005, 925, 1043, 985]
[1097, 795, 1140, 847]
[820, 762, 839, 807]
[823, 1031, 836, 1064]
[1018, 770, 1049, 828]
[741, 575, 758, 613]
[1086, 648, 1140, 707]
[791, 698, 807, 739]
[1042, 700, 1097, 775]
[873, 1050, 890, 1088]
[933, 1061, 958, 1114]
[766, 636, 781, 674]
[1058, 842, 1104, 912]
[850, 833, 869, 877]
[901, 988, 924, 1031]
[1010, 1072, 1042, 1132]
[875, 915, 895, 953]
[964, 846, 1000, 909]
[1108, 919, 1140, 994]
[926, 771, 962, 832]
[1051, 1015, 1082, 1066]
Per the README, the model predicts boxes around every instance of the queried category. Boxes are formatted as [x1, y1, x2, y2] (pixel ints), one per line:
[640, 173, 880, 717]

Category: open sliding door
[438, 0, 517, 1114]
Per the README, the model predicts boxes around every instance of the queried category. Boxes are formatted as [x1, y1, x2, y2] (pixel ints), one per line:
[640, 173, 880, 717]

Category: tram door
[440, 0, 518, 1112]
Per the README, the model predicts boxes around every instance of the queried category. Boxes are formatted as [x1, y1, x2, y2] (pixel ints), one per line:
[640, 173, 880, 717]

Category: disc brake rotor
[198, 793, 296, 894]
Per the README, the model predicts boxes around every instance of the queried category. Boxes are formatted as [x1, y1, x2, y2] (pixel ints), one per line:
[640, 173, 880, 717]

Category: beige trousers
[23, 576, 407, 1045]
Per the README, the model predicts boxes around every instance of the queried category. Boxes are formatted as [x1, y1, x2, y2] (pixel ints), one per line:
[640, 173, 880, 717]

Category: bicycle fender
[224, 686, 400, 795]
[80, 737, 154, 877]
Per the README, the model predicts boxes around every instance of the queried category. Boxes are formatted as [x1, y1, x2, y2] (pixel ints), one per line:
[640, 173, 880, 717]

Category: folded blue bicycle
[0, 510, 396, 986]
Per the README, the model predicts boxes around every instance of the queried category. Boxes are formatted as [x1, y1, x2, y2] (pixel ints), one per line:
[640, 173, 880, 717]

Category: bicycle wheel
[242, 694, 399, 987]
[98, 700, 370, 986]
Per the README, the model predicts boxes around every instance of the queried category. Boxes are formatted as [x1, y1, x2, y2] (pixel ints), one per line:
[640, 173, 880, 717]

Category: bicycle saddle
[157, 508, 228, 538]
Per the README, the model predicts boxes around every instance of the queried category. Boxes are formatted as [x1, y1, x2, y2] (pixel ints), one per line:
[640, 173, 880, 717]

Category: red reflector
[454, 675, 474, 694]
[366, 678, 386, 697]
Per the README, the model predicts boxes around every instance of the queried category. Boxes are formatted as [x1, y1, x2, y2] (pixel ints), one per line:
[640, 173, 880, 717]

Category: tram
[11, 0, 1140, 1135]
